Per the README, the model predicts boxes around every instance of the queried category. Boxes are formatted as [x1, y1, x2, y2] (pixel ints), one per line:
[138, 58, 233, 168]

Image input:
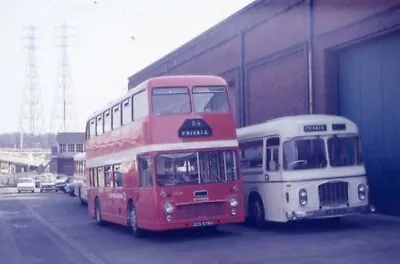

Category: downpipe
[307, 0, 314, 114]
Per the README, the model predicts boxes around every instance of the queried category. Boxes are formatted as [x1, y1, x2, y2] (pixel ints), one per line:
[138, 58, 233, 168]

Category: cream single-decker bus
[237, 114, 375, 226]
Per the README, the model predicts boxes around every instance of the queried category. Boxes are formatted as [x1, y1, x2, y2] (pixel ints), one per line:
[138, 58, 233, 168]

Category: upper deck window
[192, 86, 229, 113]
[133, 90, 149, 120]
[96, 115, 103, 136]
[152, 87, 191, 115]
[112, 104, 121, 129]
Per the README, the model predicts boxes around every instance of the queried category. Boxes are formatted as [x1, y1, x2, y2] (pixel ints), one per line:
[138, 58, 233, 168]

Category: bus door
[264, 136, 282, 218]
[136, 155, 155, 224]
[264, 136, 281, 181]
[111, 164, 125, 219]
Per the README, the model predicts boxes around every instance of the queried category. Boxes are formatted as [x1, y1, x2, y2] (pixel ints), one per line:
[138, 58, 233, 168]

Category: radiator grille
[175, 202, 226, 220]
[318, 181, 349, 207]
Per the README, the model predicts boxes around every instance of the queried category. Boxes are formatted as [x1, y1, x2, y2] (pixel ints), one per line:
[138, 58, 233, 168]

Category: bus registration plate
[193, 221, 214, 227]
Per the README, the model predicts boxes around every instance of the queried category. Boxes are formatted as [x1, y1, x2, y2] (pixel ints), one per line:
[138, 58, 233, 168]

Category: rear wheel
[127, 201, 145, 238]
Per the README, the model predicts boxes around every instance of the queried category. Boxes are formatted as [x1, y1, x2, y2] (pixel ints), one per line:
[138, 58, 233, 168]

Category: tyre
[249, 197, 265, 228]
[127, 201, 145, 238]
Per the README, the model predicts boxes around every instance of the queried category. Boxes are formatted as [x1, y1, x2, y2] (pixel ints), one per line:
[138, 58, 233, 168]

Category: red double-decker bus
[86, 75, 244, 237]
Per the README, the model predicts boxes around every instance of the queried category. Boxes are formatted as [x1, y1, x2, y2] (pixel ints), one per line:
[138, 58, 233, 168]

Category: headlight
[163, 202, 174, 214]
[358, 184, 367, 200]
[229, 197, 238, 207]
[299, 189, 308, 206]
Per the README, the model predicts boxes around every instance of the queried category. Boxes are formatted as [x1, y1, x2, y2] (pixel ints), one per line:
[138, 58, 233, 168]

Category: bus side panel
[135, 188, 156, 228]
[87, 188, 96, 218]
[242, 179, 287, 222]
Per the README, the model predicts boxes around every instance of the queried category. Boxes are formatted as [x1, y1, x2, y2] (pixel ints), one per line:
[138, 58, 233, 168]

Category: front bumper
[56, 184, 66, 190]
[40, 185, 55, 191]
[286, 205, 375, 221]
[18, 187, 34, 192]
[142, 214, 245, 231]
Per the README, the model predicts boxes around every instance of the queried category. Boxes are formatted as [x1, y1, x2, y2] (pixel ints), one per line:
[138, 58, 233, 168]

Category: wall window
[239, 140, 263, 169]
[76, 144, 84, 153]
[96, 114, 103, 136]
[89, 119, 96, 139]
[122, 98, 132, 125]
[265, 137, 280, 171]
[112, 104, 121, 129]
[113, 164, 123, 187]
[105, 165, 113, 187]
[59, 143, 66, 153]
[104, 109, 112, 132]
[133, 91, 149, 120]
[67, 144, 75, 153]
[138, 156, 152, 187]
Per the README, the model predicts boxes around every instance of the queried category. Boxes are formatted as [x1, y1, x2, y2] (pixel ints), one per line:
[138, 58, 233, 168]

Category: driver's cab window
[265, 137, 280, 171]
[138, 156, 153, 187]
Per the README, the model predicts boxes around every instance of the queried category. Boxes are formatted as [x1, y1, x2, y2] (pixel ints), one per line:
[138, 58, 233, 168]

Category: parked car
[65, 182, 75, 197]
[34, 176, 41, 188]
[40, 178, 56, 193]
[17, 177, 35, 193]
[55, 175, 72, 193]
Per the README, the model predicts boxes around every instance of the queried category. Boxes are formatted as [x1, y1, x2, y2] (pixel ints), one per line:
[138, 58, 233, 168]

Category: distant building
[50, 132, 85, 176]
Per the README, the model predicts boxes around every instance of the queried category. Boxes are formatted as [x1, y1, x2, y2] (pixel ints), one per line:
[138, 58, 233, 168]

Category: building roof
[56, 132, 86, 144]
[0, 152, 47, 167]
[127, 0, 267, 87]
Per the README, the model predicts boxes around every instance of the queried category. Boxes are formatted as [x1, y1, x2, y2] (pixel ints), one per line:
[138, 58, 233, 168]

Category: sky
[0, 0, 253, 134]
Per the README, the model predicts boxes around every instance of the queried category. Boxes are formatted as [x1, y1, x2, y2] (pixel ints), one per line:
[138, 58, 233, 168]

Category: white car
[17, 177, 35, 193]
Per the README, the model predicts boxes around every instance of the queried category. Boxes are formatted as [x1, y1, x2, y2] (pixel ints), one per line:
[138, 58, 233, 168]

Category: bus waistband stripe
[86, 139, 238, 168]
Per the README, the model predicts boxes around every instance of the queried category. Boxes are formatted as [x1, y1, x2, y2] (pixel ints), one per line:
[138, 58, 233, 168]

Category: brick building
[128, 0, 400, 214]
[50, 132, 85, 177]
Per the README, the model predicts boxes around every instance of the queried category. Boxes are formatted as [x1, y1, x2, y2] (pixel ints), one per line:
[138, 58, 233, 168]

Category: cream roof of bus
[237, 114, 358, 141]
[87, 75, 226, 121]
[73, 152, 86, 161]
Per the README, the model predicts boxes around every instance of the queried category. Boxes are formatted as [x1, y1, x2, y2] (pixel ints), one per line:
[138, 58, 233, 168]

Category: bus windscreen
[155, 150, 238, 186]
[152, 87, 191, 115]
[192, 86, 229, 113]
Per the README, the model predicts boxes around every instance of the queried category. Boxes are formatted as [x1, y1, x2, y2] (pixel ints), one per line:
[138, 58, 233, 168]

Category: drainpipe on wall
[238, 31, 246, 127]
[307, 0, 314, 114]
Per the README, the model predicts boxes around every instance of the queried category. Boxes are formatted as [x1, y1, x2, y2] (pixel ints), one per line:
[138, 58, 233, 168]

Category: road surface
[1, 188, 400, 264]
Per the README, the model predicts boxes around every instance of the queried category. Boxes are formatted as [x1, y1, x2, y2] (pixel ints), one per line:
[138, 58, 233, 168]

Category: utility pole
[18, 25, 45, 149]
[50, 22, 77, 135]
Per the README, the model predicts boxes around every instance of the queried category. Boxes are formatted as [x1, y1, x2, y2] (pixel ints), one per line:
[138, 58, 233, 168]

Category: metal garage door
[338, 32, 400, 215]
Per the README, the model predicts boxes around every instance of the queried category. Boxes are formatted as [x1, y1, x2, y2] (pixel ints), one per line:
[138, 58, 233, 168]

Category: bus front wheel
[127, 201, 145, 238]
[249, 197, 265, 228]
